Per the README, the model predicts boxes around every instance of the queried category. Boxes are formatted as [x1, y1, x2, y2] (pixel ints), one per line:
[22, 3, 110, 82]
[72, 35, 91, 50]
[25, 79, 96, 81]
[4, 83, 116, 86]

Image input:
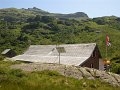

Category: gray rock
[11, 63, 120, 87]
[64, 65, 83, 79]
[78, 67, 95, 80]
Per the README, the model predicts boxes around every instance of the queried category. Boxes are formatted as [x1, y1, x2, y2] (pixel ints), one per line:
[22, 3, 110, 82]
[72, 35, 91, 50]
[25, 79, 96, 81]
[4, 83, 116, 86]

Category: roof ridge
[30, 43, 96, 46]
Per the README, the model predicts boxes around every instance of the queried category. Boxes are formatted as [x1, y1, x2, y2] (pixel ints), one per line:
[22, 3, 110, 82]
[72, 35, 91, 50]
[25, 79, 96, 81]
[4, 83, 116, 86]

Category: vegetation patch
[0, 61, 120, 90]
[0, 8, 120, 74]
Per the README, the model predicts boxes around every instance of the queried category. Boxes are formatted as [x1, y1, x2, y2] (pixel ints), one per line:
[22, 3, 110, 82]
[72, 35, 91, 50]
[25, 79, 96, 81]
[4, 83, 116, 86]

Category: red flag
[106, 35, 111, 46]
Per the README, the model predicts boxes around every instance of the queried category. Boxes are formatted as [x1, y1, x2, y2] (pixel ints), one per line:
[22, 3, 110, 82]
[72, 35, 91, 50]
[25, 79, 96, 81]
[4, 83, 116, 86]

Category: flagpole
[105, 34, 111, 71]
[106, 34, 108, 59]
[106, 44, 108, 59]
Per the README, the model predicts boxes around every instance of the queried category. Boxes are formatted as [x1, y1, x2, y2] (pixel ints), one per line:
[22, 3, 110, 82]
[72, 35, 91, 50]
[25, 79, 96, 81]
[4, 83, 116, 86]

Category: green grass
[0, 61, 120, 90]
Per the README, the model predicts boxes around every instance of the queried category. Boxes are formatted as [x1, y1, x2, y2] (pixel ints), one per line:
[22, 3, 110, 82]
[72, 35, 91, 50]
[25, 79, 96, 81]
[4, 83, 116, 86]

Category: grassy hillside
[0, 8, 120, 73]
[0, 7, 88, 22]
[0, 61, 120, 90]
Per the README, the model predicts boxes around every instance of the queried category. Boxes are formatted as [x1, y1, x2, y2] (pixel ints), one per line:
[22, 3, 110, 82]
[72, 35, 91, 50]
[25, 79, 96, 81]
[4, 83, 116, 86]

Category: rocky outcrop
[11, 63, 120, 87]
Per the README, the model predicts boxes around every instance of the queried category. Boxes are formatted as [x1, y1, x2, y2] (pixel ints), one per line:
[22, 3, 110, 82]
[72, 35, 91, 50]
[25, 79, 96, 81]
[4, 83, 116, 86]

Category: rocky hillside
[11, 63, 120, 87]
[0, 7, 88, 22]
[0, 7, 120, 74]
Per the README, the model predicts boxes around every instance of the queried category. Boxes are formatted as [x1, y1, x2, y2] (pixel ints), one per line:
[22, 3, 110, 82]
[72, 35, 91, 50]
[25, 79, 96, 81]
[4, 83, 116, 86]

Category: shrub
[9, 69, 25, 78]
[0, 67, 8, 75]
[111, 63, 120, 74]
[0, 55, 4, 61]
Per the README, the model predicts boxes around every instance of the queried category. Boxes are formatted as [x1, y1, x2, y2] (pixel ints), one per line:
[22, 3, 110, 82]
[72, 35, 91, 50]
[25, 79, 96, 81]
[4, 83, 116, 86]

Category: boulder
[11, 63, 120, 86]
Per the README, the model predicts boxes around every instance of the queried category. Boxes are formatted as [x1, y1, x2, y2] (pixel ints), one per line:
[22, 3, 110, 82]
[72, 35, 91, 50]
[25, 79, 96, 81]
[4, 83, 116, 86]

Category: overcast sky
[0, 0, 120, 18]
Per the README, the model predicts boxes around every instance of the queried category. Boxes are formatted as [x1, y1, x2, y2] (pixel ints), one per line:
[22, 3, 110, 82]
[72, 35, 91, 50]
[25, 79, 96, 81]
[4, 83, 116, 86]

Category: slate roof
[1, 49, 11, 54]
[12, 43, 96, 66]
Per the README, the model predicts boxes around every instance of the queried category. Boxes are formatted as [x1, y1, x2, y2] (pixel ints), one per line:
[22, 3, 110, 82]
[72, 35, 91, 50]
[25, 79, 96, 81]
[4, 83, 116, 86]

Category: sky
[0, 0, 120, 18]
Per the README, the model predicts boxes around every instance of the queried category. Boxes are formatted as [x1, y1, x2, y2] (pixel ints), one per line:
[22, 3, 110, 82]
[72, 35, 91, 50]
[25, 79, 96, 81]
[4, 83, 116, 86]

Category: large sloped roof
[12, 43, 96, 66]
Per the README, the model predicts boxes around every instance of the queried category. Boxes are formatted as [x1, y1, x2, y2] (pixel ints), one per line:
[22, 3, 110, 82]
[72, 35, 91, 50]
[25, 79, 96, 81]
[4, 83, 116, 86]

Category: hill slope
[0, 8, 120, 74]
[11, 63, 120, 87]
[1, 61, 120, 90]
[0, 7, 88, 22]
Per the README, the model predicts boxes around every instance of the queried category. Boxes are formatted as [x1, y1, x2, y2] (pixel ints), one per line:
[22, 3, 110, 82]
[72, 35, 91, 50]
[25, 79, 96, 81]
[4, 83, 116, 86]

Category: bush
[0, 67, 8, 75]
[33, 70, 61, 76]
[111, 63, 120, 74]
[0, 55, 4, 61]
[9, 69, 25, 78]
